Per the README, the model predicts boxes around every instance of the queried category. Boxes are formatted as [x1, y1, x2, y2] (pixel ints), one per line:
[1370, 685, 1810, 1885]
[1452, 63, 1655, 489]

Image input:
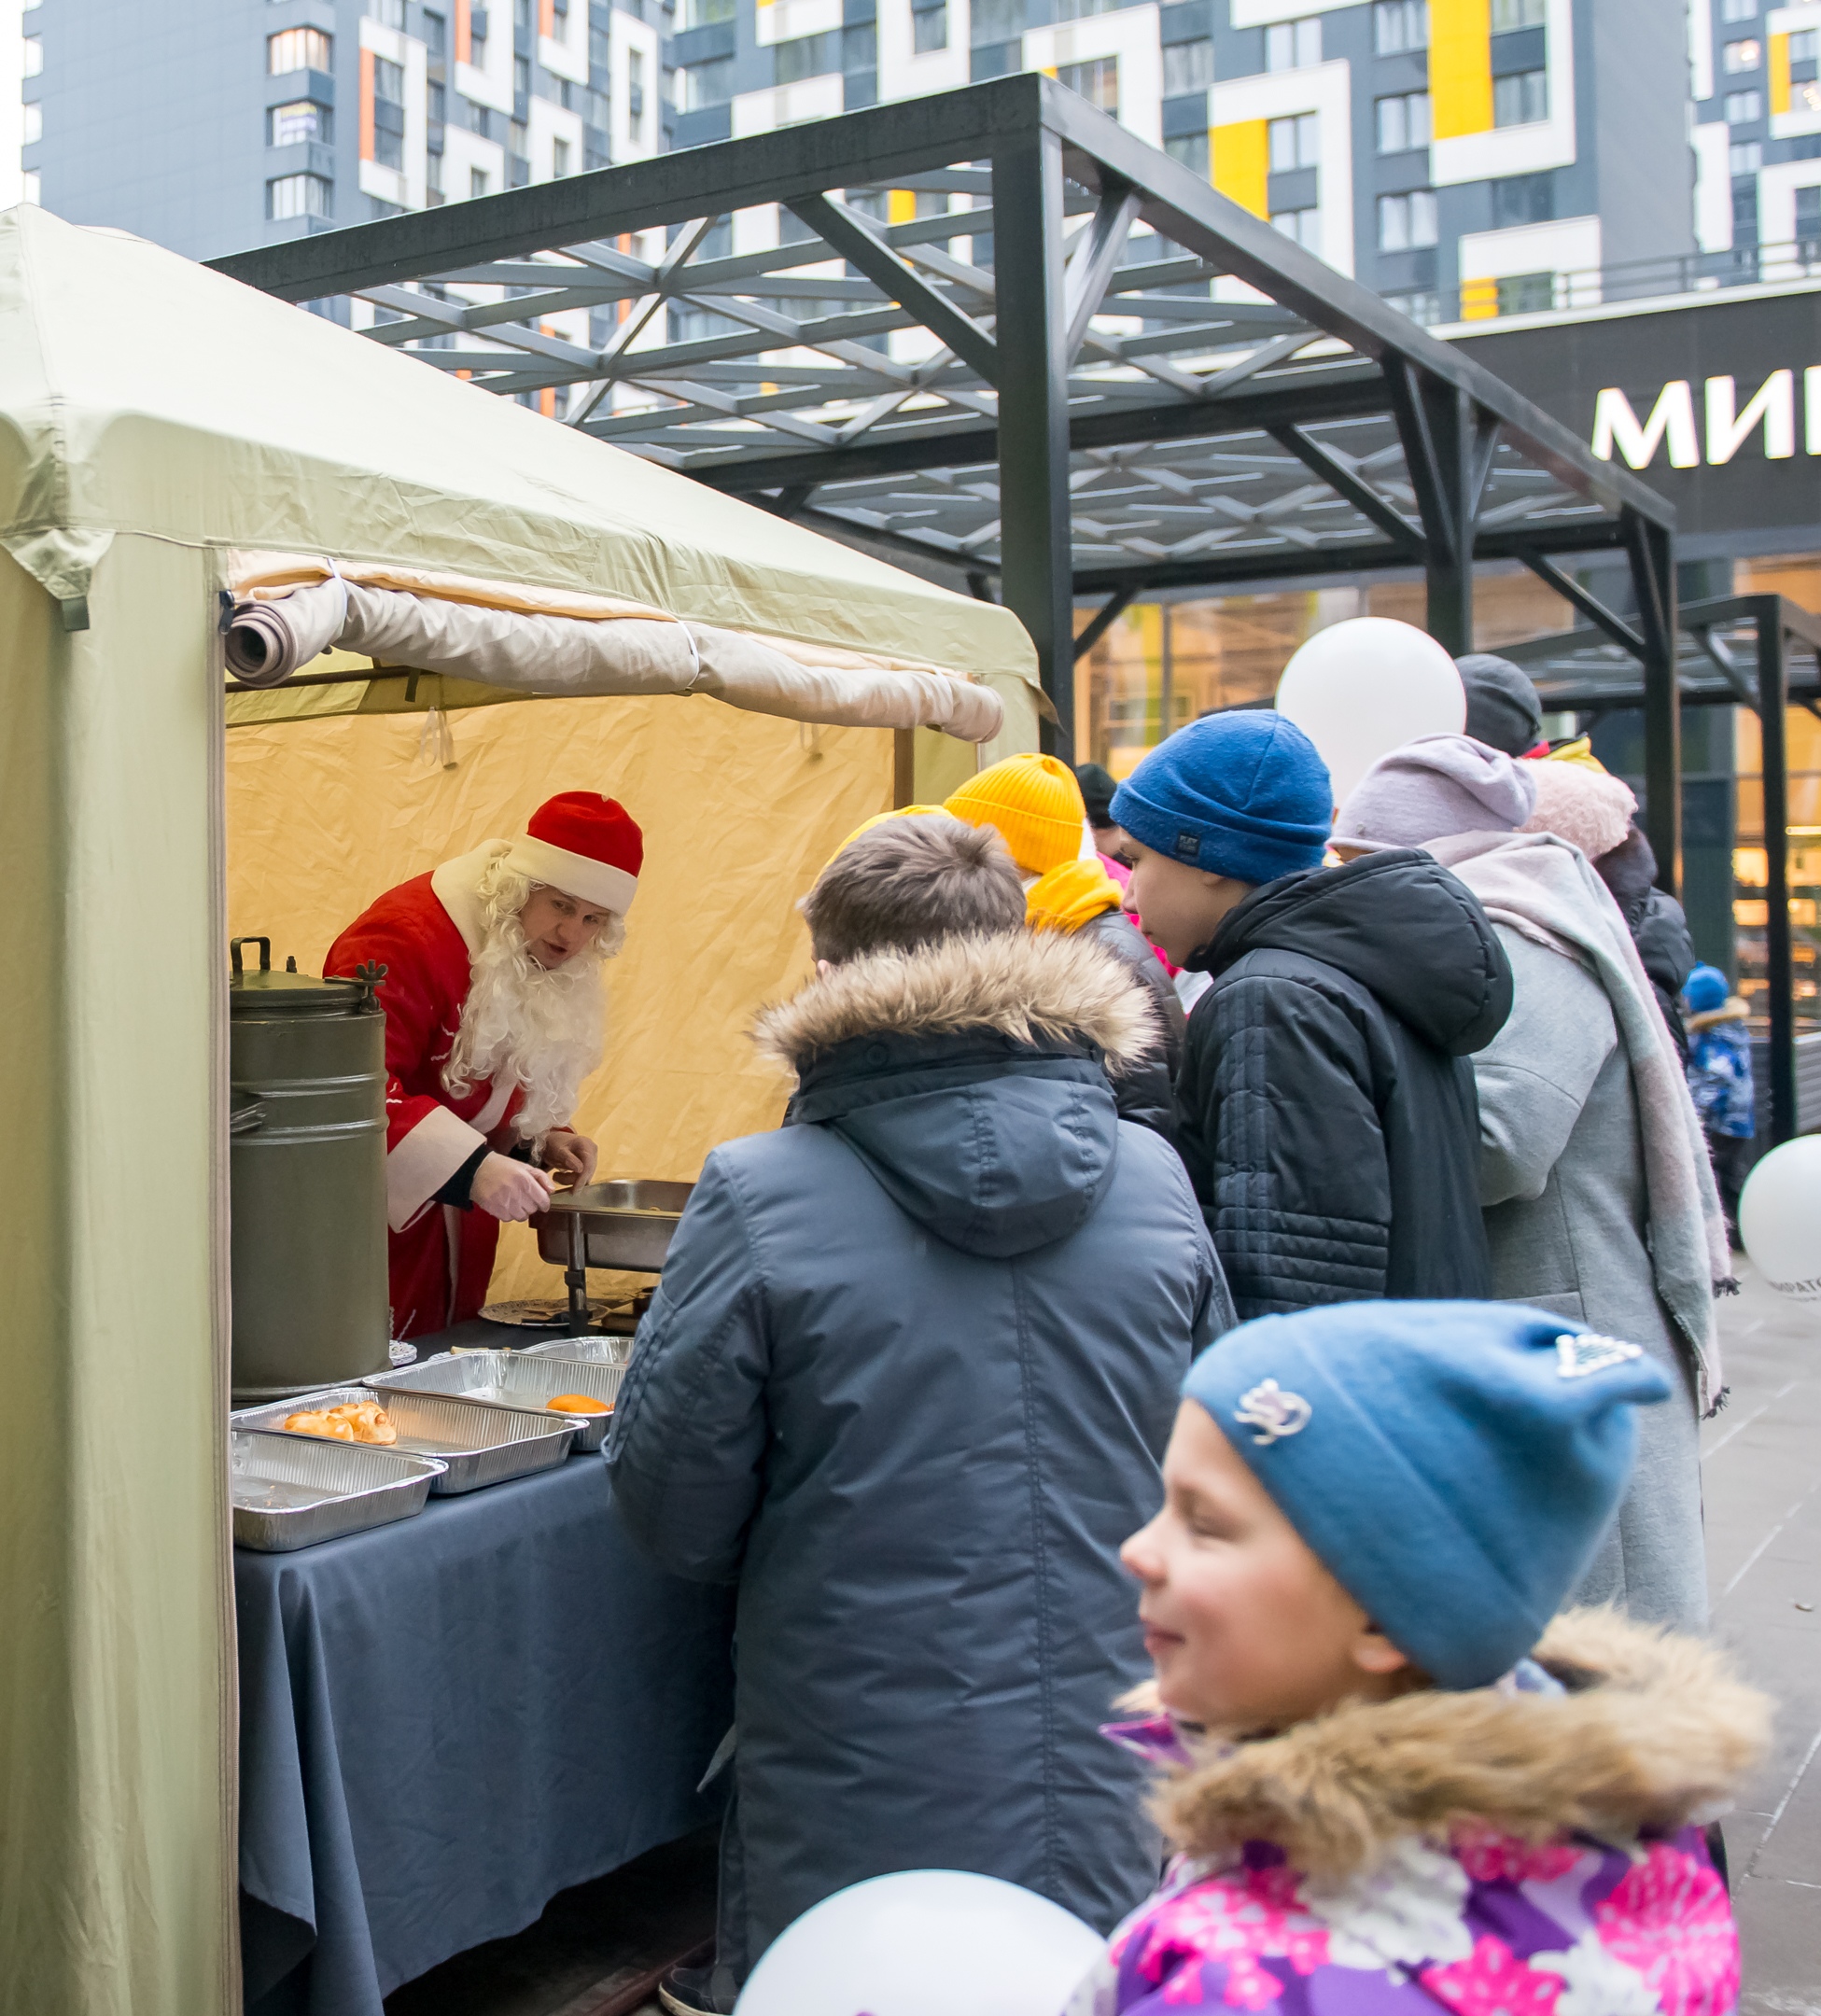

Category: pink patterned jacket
[1067, 1612, 1767, 2016]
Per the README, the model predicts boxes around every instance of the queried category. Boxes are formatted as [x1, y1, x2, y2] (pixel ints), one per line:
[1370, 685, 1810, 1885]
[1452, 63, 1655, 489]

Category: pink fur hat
[1520, 761, 1637, 861]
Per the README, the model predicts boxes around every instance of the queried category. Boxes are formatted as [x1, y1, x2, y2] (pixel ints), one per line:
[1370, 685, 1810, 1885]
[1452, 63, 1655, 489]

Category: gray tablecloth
[235, 1449, 735, 2016]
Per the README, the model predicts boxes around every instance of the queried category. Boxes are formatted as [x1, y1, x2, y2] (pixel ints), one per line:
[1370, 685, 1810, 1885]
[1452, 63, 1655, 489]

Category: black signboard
[1450, 284, 1821, 547]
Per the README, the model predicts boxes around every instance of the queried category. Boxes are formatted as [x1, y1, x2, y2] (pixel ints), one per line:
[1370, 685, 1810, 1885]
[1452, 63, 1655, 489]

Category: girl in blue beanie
[1067, 1301, 1769, 2016]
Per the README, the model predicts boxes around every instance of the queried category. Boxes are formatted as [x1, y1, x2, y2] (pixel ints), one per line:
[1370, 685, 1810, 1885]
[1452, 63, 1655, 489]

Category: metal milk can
[229, 936, 389, 1402]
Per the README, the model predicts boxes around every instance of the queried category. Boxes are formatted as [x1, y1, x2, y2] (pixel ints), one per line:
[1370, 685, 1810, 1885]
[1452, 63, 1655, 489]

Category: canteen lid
[228, 936, 382, 1015]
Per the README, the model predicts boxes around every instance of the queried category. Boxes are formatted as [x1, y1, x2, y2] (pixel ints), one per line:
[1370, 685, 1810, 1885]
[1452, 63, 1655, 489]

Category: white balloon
[1275, 617, 1466, 805]
[733, 1869, 1106, 2016]
[1739, 1135, 1821, 1298]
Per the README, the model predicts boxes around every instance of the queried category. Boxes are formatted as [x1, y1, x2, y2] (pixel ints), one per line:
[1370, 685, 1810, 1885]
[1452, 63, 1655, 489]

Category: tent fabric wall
[0, 537, 235, 2016]
[226, 694, 897, 1304]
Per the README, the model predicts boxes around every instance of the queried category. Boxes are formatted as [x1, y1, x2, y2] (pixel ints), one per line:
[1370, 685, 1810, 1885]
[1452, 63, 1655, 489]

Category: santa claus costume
[326, 792, 642, 1342]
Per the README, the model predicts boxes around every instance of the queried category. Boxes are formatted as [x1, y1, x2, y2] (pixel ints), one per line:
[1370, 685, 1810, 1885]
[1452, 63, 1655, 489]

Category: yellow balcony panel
[1432, 0, 1493, 140]
[1212, 119, 1268, 219]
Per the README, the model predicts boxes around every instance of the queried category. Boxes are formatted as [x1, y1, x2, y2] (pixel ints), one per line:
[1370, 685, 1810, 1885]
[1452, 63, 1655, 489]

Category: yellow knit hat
[944, 755, 1086, 875]
[821, 805, 948, 870]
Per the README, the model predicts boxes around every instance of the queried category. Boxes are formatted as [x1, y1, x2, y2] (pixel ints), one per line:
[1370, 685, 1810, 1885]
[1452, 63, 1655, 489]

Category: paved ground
[1705, 1261, 1821, 2016]
[387, 1268, 1821, 2016]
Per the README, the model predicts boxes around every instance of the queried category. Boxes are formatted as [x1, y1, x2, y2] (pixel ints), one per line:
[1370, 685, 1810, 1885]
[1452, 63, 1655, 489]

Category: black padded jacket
[1175, 848, 1514, 1321]
[1077, 906, 1188, 1146]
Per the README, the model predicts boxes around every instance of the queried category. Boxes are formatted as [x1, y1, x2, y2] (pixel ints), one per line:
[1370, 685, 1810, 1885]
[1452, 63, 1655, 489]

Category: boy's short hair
[803, 814, 1025, 964]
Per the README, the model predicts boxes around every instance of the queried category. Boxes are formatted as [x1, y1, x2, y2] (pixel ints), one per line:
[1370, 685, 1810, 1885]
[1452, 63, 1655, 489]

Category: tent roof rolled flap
[0, 204, 1030, 733]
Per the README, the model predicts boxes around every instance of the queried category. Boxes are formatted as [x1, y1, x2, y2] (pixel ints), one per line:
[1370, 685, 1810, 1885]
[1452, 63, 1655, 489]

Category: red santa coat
[325, 847, 530, 1341]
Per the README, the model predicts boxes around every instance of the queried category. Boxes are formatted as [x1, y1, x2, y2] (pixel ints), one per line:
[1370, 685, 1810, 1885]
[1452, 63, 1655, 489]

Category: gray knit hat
[1334, 734, 1538, 849]
[1456, 653, 1544, 757]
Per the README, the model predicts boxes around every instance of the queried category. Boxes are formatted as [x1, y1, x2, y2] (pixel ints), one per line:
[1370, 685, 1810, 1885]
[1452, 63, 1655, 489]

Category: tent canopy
[0, 205, 1034, 716]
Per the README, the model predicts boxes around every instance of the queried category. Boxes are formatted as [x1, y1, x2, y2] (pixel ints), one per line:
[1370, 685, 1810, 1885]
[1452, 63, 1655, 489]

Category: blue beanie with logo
[1182, 1301, 1671, 1689]
[1684, 963, 1729, 1015]
[1109, 712, 1333, 886]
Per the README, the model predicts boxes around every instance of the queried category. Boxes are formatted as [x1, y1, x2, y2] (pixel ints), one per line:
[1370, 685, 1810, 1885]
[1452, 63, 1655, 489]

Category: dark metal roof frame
[211, 73, 1678, 859]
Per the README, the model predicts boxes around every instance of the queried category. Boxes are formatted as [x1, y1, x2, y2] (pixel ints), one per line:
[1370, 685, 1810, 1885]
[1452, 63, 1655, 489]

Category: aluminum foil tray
[231, 1385, 577, 1494]
[366, 1350, 624, 1451]
[521, 1336, 634, 1370]
[231, 1428, 444, 1552]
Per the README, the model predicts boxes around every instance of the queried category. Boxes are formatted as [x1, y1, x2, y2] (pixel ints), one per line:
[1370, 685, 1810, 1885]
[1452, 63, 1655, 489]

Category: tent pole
[1758, 604, 1796, 1144]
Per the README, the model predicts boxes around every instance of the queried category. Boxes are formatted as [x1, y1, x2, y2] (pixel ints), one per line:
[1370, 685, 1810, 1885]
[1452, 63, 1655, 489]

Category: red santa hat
[504, 792, 644, 915]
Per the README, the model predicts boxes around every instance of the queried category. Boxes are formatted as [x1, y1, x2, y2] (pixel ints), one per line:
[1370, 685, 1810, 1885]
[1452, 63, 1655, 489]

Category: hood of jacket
[753, 931, 1157, 1259]
[1196, 848, 1512, 1057]
[1689, 996, 1750, 1033]
[1026, 857, 1126, 934]
[1142, 1608, 1770, 1881]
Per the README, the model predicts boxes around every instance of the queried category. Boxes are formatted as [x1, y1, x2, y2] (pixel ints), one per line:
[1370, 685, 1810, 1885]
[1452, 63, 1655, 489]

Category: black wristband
[437, 1141, 491, 1210]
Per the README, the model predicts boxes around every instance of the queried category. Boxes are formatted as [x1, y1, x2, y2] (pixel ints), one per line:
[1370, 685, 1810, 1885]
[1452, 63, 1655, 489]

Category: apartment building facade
[21, 0, 666, 262]
[671, 0, 1691, 318]
[1690, 0, 1821, 266]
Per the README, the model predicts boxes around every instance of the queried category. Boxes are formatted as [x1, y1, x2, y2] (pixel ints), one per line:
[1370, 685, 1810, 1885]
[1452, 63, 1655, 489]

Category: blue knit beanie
[1109, 713, 1332, 885]
[1182, 1301, 1671, 1689]
[1684, 963, 1729, 1015]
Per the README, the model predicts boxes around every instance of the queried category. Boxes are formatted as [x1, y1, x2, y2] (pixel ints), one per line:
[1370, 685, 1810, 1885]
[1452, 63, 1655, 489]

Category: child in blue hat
[1683, 963, 1755, 1248]
[1069, 1300, 1769, 2016]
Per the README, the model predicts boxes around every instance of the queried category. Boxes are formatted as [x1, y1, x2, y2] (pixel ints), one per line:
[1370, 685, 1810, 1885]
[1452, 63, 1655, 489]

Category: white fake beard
[442, 861, 617, 1142]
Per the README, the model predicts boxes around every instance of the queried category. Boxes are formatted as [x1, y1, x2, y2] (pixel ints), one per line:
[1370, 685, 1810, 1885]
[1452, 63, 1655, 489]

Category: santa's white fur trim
[503, 833, 637, 916]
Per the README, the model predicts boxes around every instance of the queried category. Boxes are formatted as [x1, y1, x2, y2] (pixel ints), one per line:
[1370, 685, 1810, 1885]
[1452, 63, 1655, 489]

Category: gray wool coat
[606, 931, 1233, 1977]
[1474, 928, 1707, 1631]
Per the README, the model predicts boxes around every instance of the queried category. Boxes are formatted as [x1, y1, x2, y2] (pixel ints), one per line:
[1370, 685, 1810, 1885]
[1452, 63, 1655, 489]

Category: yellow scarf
[1026, 858, 1126, 934]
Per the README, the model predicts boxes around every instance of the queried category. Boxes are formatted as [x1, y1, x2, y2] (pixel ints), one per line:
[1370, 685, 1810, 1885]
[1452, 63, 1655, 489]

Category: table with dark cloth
[235, 1440, 735, 2016]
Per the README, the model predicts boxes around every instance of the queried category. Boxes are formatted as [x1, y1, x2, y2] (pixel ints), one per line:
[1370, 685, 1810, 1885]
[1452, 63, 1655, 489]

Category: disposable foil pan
[366, 1350, 624, 1451]
[231, 1428, 444, 1552]
[231, 1385, 577, 1494]
[520, 1336, 634, 1370]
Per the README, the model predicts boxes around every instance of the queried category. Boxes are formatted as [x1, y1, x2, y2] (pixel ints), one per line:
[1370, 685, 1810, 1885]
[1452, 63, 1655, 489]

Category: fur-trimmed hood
[754, 928, 1157, 1076]
[1145, 1609, 1770, 1879]
[753, 931, 1161, 1260]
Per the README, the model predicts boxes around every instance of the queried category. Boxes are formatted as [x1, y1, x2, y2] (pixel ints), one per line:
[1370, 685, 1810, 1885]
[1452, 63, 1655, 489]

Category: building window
[843, 22, 876, 69]
[21, 35, 40, 76]
[1057, 56, 1118, 114]
[1720, 0, 1756, 18]
[22, 102, 41, 145]
[776, 33, 837, 81]
[1496, 272, 1553, 315]
[1793, 28, 1820, 82]
[1162, 38, 1212, 96]
[1490, 168, 1554, 225]
[510, 118, 528, 157]
[268, 172, 332, 218]
[628, 48, 644, 137]
[971, 0, 1022, 39]
[1054, 0, 1125, 18]
[269, 27, 332, 75]
[365, 0, 405, 24]
[1723, 38, 1762, 72]
[1166, 130, 1209, 176]
[1375, 90, 1430, 152]
[463, 94, 491, 133]
[1732, 182, 1758, 241]
[373, 126, 404, 168]
[1268, 110, 1319, 172]
[470, 12, 487, 63]
[677, 55, 734, 107]
[553, 135, 570, 175]
[514, 52, 531, 98]
[1266, 18, 1321, 71]
[374, 55, 404, 102]
[685, 0, 735, 20]
[1724, 88, 1763, 122]
[1489, 0, 1544, 27]
[1730, 140, 1761, 175]
[424, 10, 446, 55]
[1373, 0, 1428, 56]
[1384, 289, 1442, 324]
[427, 150, 444, 196]
[1492, 68, 1548, 125]
[1797, 183, 1821, 256]
[270, 99, 332, 146]
[470, 166, 490, 198]
[1270, 206, 1320, 250]
[1377, 188, 1437, 250]
[912, 1, 948, 52]
[428, 80, 446, 124]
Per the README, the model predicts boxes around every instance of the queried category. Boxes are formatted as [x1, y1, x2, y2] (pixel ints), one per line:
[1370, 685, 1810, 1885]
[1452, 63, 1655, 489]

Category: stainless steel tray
[231, 1385, 578, 1495]
[366, 1351, 624, 1450]
[532, 1178, 694, 1273]
[520, 1336, 634, 1370]
[231, 1428, 444, 1552]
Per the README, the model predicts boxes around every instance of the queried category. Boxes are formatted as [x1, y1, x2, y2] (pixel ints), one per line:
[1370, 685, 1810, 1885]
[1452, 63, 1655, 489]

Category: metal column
[1757, 613, 1797, 1144]
[1388, 365, 1496, 655]
[992, 129, 1075, 760]
[1628, 511, 1683, 898]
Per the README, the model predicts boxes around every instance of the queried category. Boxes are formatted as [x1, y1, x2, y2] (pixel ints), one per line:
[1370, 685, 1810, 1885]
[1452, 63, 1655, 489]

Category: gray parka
[606, 931, 1233, 1974]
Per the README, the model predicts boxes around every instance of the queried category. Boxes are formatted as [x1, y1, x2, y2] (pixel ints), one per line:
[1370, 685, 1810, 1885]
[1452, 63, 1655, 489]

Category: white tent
[0, 204, 1035, 2016]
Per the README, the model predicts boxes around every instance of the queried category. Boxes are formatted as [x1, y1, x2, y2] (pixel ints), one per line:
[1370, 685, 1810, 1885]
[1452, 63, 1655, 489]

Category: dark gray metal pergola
[210, 75, 1680, 870]
[1502, 595, 1821, 1146]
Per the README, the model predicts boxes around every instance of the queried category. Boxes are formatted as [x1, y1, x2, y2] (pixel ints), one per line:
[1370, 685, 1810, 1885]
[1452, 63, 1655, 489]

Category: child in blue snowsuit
[1684, 962, 1755, 1248]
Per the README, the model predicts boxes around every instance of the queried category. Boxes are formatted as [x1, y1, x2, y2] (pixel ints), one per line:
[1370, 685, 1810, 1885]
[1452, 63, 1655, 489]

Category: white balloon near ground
[732, 1869, 1106, 2016]
[1739, 1136, 1821, 1298]
[1276, 617, 1466, 805]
